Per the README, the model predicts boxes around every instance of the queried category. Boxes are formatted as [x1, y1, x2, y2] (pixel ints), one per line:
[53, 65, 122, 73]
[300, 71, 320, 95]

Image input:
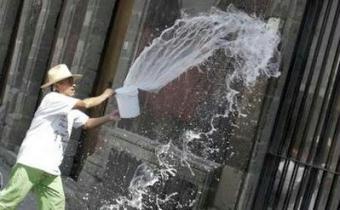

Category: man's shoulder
[38, 92, 78, 110]
[43, 92, 78, 101]
[43, 91, 59, 99]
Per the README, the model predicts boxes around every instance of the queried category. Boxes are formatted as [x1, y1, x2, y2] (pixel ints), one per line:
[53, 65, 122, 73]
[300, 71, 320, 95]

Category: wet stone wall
[0, 0, 309, 209]
[88, 149, 201, 209]
[77, 0, 308, 209]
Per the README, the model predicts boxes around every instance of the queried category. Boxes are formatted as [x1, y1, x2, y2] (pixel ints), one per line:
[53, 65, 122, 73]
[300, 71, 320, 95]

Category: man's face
[54, 77, 76, 96]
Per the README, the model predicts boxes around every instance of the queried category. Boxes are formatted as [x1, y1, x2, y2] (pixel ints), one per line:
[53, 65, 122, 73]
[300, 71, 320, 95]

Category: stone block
[77, 169, 100, 190]
[212, 165, 244, 210]
[63, 177, 89, 210]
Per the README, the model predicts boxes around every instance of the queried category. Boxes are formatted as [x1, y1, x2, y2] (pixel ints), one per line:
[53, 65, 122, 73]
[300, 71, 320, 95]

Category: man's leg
[0, 164, 42, 210]
[34, 174, 65, 210]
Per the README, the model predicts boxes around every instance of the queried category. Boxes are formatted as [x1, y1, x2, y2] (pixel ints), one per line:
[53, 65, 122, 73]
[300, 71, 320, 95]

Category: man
[0, 64, 120, 210]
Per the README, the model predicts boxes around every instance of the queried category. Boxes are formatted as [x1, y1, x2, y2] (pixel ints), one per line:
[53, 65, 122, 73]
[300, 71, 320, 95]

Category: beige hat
[41, 64, 82, 89]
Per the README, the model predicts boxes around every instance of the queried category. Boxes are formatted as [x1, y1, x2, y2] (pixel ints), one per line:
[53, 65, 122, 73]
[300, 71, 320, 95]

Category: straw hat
[41, 64, 82, 89]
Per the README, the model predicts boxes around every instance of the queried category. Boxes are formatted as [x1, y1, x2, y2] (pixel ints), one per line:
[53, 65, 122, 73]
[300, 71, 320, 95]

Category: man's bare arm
[74, 88, 114, 109]
[83, 110, 120, 129]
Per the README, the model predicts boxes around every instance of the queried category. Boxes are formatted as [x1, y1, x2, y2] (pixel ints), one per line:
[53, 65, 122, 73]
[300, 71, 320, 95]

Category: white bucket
[115, 86, 140, 118]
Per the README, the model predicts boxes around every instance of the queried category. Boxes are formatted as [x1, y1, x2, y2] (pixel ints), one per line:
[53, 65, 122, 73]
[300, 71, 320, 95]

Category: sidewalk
[0, 158, 37, 210]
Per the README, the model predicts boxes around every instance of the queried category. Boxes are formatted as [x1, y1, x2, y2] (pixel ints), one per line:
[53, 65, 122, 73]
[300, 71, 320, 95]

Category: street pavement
[0, 158, 37, 210]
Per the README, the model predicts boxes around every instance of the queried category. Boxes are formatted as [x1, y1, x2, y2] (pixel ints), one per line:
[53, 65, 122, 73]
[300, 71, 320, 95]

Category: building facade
[0, 0, 339, 209]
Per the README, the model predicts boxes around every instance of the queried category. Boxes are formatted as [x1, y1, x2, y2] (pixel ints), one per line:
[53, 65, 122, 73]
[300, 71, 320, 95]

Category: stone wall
[0, 0, 22, 99]
[76, 0, 309, 209]
[0, 0, 309, 209]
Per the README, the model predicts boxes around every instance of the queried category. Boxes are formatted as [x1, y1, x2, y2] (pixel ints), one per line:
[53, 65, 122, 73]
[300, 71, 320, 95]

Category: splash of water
[123, 6, 280, 93]
[100, 164, 159, 210]
[104, 5, 281, 210]
[100, 146, 184, 210]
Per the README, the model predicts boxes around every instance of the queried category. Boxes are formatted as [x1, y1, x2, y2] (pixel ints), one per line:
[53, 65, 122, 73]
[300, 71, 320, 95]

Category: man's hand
[108, 109, 120, 121]
[102, 88, 115, 98]
[83, 109, 120, 130]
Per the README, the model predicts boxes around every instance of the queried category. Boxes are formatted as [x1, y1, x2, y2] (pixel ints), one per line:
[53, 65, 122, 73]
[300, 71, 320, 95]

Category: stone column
[0, 0, 22, 143]
[0, 0, 22, 92]
[0, 0, 63, 151]
[71, 0, 117, 98]
[49, 0, 89, 67]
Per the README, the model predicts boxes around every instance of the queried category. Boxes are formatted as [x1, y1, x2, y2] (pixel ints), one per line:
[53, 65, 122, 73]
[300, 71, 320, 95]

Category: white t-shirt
[16, 92, 89, 175]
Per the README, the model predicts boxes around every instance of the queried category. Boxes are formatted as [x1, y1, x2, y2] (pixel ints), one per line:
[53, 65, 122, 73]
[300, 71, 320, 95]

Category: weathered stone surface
[0, 0, 22, 83]
[0, 0, 311, 209]
[213, 166, 244, 210]
[0, 0, 63, 149]
[50, 0, 89, 67]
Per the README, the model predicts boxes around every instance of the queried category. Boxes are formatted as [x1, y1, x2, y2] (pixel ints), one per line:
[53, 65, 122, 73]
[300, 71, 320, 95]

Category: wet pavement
[0, 158, 37, 210]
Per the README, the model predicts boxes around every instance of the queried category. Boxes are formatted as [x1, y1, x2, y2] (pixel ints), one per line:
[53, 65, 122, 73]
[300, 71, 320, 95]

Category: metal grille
[253, 0, 340, 209]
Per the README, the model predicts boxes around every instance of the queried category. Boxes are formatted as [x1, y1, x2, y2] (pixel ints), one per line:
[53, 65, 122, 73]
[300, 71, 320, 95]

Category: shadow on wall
[0, 170, 3, 189]
[0, 106, 5, 131]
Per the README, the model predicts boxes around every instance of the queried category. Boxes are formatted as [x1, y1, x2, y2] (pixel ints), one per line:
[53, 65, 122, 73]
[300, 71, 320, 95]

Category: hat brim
[41, 74, 82, 89]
